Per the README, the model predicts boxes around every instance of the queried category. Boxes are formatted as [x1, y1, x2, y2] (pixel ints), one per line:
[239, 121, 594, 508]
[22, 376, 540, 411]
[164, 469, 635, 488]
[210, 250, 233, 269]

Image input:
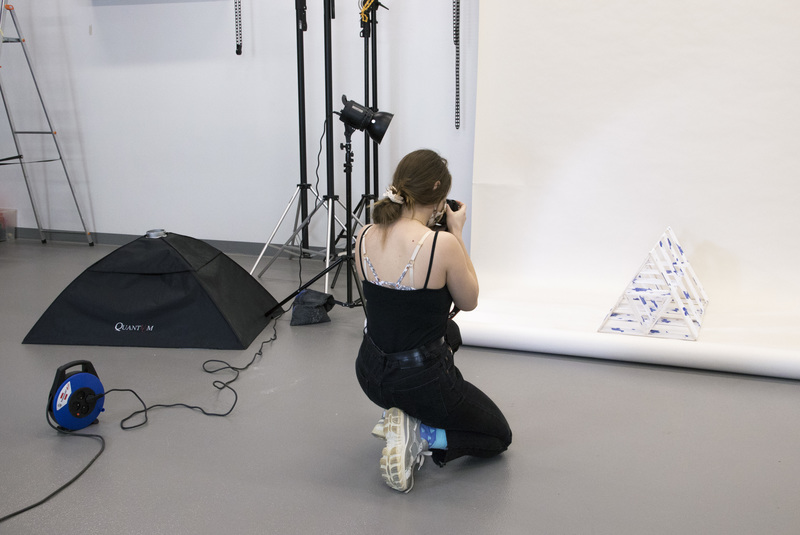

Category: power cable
[0, 315, 281, 524]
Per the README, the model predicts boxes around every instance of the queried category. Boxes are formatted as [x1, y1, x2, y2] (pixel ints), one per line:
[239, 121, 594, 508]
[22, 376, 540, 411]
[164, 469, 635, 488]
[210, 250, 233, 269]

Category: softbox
[23, 231, 282, 349]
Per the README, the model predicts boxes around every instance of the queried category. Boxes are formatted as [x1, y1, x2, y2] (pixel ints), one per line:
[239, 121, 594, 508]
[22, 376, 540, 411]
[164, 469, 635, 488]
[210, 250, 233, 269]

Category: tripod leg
[309, 186, 351, 235]
[334, 195, 369, 247]
[250, 186, 302, 275]
[257, 198, 326, 278]
[264, 254, 365, 318]
[324, 197, 334, 293]
[330, 258, 344, 288]
[287, 194, 305, 261]
[264, 255, 347, 319]
[348, 256, 366, 313]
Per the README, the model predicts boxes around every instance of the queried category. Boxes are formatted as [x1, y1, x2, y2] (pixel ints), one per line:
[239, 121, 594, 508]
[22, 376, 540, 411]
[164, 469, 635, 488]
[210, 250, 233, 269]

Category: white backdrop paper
[465, 1, 800, 378]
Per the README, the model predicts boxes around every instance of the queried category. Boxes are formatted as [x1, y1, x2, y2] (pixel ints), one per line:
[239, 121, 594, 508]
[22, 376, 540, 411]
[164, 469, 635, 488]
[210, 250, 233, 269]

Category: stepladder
[0, 2, 93, 245]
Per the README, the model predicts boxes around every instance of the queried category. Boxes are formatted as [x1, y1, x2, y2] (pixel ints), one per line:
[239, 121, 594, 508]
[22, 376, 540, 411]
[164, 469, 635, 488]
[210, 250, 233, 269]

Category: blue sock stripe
[420, 423, 447, 450]
[420, 423, 436, 444]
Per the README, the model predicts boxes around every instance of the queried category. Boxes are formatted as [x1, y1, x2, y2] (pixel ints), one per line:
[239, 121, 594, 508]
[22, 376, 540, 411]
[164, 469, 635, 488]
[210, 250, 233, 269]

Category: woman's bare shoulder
[433, 230, 461, 251]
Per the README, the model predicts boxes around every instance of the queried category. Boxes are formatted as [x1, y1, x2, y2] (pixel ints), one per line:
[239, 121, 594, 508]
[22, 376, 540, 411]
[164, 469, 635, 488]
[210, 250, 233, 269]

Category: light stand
[321, 0, 338, 292]
[250, 0, 318, 276]
[252, 1, 362, 285]
[339, 123, 360, 305]
[262, 126, 363, 316]
[251, 0, 364, 279]
[264, 95, 393, 317]
[295, 0, 311, 253]
[366, 2, 387, 224]
[333, 0, 387, 252]
[258, 1, 392, 317]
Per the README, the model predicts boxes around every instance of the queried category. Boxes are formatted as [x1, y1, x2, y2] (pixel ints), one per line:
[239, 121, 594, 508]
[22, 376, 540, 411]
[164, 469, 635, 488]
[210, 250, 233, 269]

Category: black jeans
[356, 333, 512, 466]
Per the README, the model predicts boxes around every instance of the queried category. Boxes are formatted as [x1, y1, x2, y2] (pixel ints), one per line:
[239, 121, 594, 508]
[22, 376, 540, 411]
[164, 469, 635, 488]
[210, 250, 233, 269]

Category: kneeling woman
[355, 149, 512, 492]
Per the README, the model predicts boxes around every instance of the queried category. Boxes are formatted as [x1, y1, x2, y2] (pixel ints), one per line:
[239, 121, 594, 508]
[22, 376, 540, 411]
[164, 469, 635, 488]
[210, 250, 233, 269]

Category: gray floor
[2, 238, 800, 534]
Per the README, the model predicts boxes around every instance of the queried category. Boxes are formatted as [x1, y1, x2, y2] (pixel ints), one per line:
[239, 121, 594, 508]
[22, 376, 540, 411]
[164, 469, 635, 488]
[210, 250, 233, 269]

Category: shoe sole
[380, 408, 416, 493]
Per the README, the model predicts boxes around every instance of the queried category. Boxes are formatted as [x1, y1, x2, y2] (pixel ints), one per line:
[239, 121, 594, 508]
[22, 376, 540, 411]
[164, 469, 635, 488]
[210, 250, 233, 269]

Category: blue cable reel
[47, 360, 105, 431]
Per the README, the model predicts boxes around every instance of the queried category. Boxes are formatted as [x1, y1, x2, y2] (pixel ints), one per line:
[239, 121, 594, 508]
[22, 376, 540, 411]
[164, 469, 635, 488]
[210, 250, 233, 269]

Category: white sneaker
[379, 407, 430, 493]
[371, 413, 386, 439]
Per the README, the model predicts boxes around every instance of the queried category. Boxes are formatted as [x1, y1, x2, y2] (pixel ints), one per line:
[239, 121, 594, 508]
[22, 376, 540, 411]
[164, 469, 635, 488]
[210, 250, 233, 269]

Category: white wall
[0, 0, 478, 246]
[465, 1, 800, 378]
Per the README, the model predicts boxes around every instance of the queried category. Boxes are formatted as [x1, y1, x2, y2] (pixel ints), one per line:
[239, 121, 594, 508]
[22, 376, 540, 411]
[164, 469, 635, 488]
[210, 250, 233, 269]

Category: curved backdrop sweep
[466, 1, 800, 379]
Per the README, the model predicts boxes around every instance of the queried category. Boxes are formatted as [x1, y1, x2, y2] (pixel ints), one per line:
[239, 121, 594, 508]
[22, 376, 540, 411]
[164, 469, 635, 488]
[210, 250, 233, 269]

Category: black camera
[436, 199, 461, 231]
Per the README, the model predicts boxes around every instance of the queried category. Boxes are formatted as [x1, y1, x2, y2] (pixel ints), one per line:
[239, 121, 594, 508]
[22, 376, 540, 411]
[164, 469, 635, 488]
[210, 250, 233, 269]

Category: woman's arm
[440, 202, 479, 311]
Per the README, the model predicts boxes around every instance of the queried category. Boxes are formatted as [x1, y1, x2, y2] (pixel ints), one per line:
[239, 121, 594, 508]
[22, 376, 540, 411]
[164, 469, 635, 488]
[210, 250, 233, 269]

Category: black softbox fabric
[23, 232, 282, 349]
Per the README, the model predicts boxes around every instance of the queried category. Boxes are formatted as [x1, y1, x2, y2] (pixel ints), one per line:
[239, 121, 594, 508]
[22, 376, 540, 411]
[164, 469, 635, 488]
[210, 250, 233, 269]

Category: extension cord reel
[47, 360, 105, 431]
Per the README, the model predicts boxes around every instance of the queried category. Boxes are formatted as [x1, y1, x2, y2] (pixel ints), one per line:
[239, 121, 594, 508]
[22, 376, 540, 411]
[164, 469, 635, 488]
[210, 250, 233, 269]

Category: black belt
[366, 333, 447, 369]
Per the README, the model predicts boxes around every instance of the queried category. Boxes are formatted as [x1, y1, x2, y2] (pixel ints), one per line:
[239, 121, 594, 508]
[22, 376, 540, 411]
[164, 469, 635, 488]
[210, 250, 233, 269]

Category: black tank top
[359, 226, 453, 353]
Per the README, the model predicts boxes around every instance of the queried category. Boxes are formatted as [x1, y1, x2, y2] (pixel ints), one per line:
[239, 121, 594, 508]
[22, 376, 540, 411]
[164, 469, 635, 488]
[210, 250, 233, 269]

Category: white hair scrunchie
[384, 186, 405, 205]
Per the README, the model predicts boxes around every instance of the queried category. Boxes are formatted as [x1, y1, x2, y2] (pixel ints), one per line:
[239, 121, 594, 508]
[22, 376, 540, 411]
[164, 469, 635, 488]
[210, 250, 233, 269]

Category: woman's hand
[445, 200, 467, 236]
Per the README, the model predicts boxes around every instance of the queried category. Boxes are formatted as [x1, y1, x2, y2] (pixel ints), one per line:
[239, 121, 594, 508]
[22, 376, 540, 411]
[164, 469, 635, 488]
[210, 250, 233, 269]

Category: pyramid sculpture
[599, 227, 709, 341]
